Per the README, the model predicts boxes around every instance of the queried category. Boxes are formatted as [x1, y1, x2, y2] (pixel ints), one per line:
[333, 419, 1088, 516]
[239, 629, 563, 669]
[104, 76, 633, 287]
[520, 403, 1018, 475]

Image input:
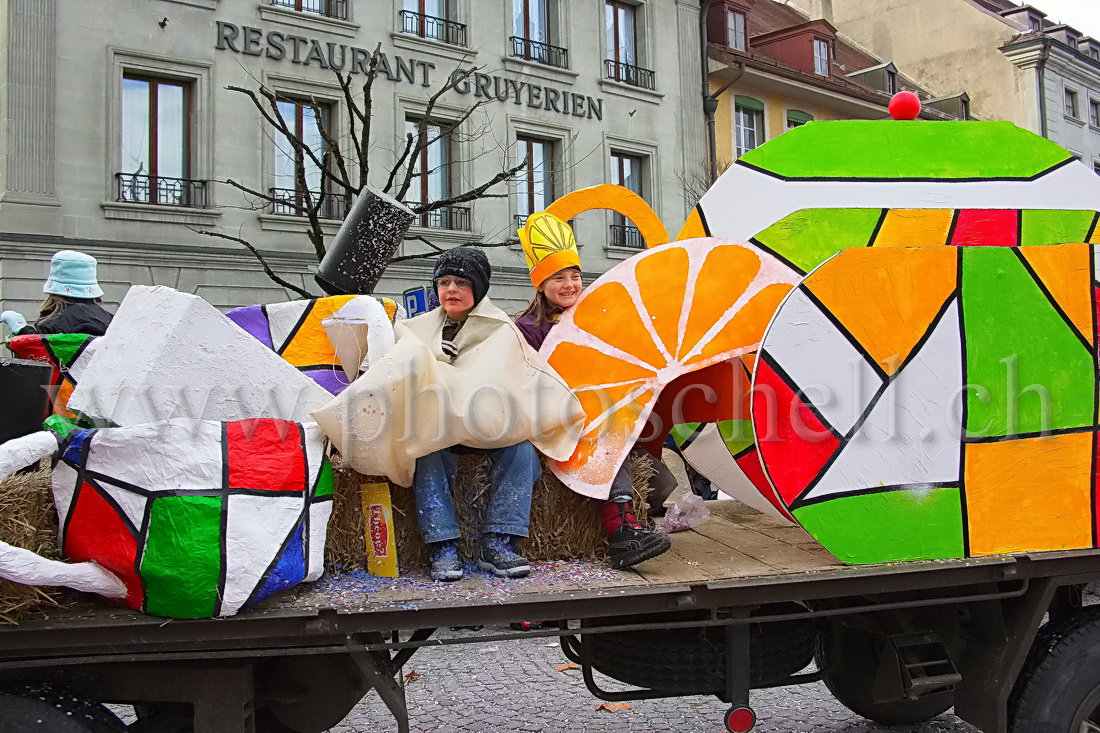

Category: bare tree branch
[390, 239, 515, 264]
[190, 228, 313, 298]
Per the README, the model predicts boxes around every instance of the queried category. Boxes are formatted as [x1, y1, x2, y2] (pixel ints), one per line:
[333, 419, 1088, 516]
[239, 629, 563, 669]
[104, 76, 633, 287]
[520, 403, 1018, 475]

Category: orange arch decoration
[546, 184, 670, 248]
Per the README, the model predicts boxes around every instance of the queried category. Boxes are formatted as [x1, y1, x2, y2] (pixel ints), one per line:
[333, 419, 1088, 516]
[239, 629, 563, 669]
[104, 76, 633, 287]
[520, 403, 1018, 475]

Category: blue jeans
[413, 442, 540, 545]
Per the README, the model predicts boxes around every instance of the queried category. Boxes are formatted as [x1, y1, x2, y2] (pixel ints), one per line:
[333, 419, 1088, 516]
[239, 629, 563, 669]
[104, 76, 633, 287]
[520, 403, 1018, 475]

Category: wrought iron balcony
[510, 36, 569, 69]
[400, 10, 467, 47]
[268, 187, 346, 219]
[609, 223, 644, 249]
[604, 59, 656, 90]
[115, 173, 208, 208]
[269, 0, 347, 21]
[408, 203, 472, 231]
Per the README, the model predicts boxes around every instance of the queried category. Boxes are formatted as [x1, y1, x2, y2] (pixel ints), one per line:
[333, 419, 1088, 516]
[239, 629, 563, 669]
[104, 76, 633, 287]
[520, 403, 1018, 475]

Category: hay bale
[327, 453, 657, 571]
[0, 463, 62, 623]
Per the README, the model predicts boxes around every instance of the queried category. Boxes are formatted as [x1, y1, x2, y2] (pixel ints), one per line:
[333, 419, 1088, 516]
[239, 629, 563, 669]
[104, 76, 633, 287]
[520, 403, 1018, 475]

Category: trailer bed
[4, 500, 1086, 668]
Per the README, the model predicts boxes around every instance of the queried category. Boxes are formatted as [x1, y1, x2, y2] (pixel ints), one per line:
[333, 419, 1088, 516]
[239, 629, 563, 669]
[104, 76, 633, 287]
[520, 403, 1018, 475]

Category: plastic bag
[661, 493, 712, 533]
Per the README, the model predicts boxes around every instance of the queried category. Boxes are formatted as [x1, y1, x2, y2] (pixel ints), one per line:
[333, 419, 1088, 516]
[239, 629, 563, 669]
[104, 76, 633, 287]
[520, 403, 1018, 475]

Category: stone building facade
[0, 0, 706, 318]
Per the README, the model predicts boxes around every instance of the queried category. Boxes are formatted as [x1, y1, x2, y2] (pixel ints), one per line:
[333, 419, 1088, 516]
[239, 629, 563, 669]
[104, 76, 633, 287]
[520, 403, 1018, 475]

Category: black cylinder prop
[0, 358, 51, 444]
[313, 187, 416, 295]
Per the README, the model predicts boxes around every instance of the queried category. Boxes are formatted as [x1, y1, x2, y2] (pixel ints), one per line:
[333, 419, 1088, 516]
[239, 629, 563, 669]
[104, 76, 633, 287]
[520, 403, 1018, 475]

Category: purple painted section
[304, 368, 352, 395]
[225, 306, 274, 350]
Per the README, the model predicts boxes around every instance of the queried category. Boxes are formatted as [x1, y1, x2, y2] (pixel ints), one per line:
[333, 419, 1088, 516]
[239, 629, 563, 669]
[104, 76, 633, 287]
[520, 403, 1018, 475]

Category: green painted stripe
[793, 487, 964, 563]
[753, 208, 884, 274]
[314, 460, 334, 498]
[716, 419, 754, 457]
[1020, 210, 1098, 246]
[740, 121, 1071, 180]
[962, 247, 1095, 437]
[141, 496, 222, 618]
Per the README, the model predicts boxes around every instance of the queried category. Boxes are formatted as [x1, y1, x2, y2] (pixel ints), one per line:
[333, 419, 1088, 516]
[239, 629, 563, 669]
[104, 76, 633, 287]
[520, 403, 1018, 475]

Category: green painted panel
[1019, 210, 1098, 246]
[753, 208, 883, 274]
[141, 496, 222, 618]
[740, 121, 1071, 180]
[670, 423, 702, 447]
[44, 334, 92, 365]
[314, 460, 334, 498]
[962, 247, 1095, 437]
[793, 487, 964, 563]
[716, 419, 754, 457]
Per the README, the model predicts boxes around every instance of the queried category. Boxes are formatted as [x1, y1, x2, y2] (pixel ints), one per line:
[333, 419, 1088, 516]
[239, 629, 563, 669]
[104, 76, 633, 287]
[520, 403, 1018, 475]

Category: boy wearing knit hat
[414, 247, 540, 581]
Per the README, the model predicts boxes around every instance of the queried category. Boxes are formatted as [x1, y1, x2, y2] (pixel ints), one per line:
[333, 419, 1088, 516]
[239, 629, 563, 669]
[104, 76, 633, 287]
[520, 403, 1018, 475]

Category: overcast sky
[1034, 0, 1100, 38]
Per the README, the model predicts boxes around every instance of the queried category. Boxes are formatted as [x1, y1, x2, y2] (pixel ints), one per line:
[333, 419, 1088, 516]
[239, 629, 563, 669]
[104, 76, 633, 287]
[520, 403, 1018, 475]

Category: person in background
[413, 247, 541, 582]
[1, 251, 112, 337]
[516, 213, 673, 570]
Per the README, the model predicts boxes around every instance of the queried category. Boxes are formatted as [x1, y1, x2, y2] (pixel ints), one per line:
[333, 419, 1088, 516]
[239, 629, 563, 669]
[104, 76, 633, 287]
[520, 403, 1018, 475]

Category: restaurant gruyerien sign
[215, 21, 605, 120]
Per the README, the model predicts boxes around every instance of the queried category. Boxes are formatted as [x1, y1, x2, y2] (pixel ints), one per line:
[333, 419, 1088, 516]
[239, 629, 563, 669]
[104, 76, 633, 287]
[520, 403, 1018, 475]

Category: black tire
[587, 607, 816, 694]
[1009, 605, 1100, 732]
[815, 625, 953, 726]
[0, 683, 127, 733]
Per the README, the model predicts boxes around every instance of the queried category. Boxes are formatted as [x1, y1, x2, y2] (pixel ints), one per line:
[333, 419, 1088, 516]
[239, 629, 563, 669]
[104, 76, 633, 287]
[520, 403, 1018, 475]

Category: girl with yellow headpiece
[515, 213, 672, 570]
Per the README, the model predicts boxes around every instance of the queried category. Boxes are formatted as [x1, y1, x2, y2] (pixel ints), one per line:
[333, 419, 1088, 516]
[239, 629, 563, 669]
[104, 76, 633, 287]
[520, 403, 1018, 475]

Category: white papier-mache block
[69, 286, 333, 426]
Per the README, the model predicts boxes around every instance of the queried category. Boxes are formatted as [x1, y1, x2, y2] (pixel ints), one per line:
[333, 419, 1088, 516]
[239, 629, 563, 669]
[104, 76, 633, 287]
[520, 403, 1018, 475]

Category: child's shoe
[478, 533, 530, 578]
[430, 540, 463, 582]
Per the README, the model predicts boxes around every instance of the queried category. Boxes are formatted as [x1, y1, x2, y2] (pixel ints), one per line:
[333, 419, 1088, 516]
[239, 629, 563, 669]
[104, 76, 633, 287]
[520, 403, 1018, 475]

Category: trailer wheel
[816, 626, 952, 725]
[0, 683, 127, 732]
[1009, 605, 1100, 733]
[587, 607, 815, 694]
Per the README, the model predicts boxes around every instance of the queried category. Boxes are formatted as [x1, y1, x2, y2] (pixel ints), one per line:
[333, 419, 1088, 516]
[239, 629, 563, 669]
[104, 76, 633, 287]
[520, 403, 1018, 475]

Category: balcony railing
[400, 10, 467, 47]
[408, 203, 472, 231]
[510, 36, 569, 69]
[610, 223, 644, 249]
[268, 187, 346, 219]
[116, 173, 208, 207]
[604, 59, 656, 90]
[269, 0, 347, 21]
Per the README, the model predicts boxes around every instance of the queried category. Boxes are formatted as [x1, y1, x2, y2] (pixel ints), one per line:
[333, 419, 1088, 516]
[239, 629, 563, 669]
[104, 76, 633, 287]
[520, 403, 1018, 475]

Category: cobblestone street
[334, 628, 981, 733]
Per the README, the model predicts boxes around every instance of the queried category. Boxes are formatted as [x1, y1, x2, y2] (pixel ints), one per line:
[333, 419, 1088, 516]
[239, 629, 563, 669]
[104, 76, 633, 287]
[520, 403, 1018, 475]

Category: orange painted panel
[807, 247, 957, 375]
[1018, 243, 1094, 346]
[873, 209, 954, 248]
[697, 283, 793, 364]
[965, 432, 1094, 555]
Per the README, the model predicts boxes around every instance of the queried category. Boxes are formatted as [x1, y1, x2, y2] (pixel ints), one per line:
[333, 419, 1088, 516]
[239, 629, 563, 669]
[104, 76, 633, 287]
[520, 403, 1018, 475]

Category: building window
[1094, 160, 1100, 176]
[1091, 99, 1100, 128]
[511, 0, 568, 69]
[269, 0, 348, 21]
[118, 75, 206, 207]
[786, 110, 814, 130]
[401, 0, 467, 46]
[515, 136, 555, 223]
[1092, 48, 1100, 61]
[885, 70, 898, 95]
[604, 1, 655, 89]
[609, 151, 645, 248]
[270, 98, 342, 219]
[960, 97, 970, 121]
[735, 96, 765, 156]
[813, 39, 830, 76]
[727, 10, 746, 51]
[405, 118, 470, 230]
[1066, 88, 1080, 119]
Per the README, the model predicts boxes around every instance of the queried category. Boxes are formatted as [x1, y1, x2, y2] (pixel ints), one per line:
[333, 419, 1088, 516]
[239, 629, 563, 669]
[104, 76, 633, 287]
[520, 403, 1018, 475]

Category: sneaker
[430, 541, 463, 582]
[478, 534, 531, 578]
[607, 504, 671, 569]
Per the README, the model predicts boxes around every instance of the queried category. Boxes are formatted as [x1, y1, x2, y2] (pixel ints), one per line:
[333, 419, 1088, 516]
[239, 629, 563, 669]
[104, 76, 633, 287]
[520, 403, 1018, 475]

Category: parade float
[2, 102, 1100, 733]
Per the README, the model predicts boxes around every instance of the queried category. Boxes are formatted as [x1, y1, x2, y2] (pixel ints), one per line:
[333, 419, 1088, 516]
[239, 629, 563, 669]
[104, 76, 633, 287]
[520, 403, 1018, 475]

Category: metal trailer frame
[3, 549, 1100, 732]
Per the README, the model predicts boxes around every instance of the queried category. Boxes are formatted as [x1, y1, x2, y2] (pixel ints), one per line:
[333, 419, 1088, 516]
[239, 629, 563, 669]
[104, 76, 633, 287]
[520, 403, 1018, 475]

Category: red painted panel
[226, 419, 306, 492]
[63, 482, 143, 610]
[951, 210, 1018, 247]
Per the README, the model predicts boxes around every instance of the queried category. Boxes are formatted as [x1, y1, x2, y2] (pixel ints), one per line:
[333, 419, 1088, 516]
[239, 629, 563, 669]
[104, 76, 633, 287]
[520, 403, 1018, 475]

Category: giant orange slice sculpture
[540, 238, 800, 498]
